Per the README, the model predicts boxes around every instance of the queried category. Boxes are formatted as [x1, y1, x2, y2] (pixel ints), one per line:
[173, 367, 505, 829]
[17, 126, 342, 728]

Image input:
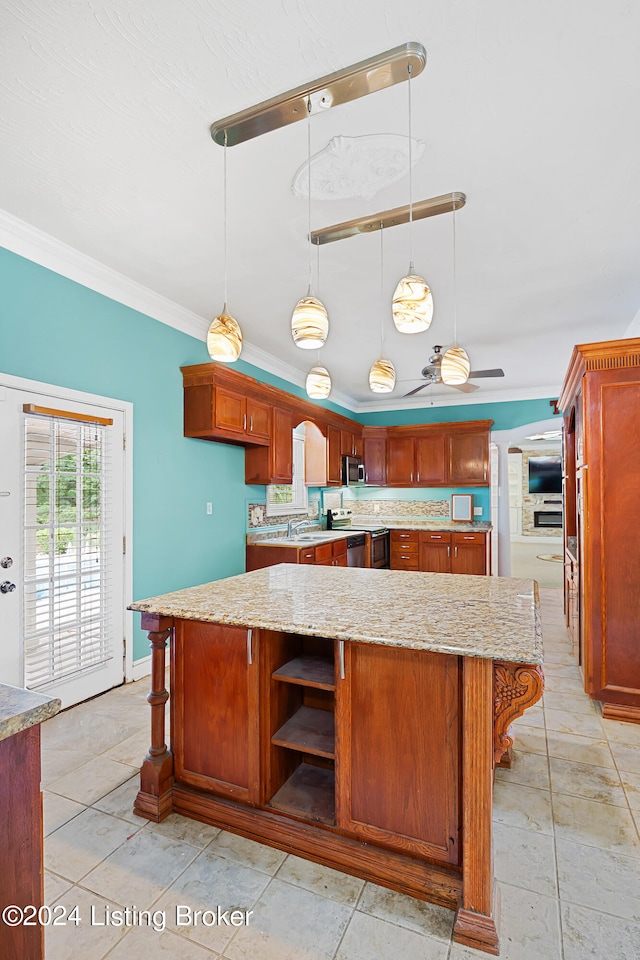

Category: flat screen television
[528, 456, 562, 494]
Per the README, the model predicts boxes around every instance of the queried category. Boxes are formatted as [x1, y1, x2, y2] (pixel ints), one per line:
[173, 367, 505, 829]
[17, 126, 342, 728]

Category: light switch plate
[473, 507, 483, 516]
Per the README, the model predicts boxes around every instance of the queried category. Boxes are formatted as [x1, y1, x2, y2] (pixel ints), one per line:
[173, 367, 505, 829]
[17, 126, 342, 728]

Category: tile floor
[41, 587, 640, 959]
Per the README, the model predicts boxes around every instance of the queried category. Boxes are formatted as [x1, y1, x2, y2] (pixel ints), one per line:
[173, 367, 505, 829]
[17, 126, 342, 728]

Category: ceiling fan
[402, 345, 505, 397]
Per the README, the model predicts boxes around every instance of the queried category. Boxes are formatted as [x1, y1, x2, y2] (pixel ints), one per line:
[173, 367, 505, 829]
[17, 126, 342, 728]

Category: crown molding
[351, 383, 563, 413]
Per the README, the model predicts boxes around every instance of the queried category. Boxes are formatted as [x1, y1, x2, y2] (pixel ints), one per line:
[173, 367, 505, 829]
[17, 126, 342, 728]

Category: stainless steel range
[326, 509, 390, 569]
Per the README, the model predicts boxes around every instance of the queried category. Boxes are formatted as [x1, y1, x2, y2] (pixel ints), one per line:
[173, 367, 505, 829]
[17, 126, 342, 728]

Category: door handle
[247, 628, 253, 664]
[250, 416, 253, 431]
[0, 581, 16, 594]
[447, 546, 450, 557]
[339, 640, 345, 679]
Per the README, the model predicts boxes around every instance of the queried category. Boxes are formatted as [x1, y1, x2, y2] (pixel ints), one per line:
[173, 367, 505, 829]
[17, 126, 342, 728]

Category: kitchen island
[130, 564, 543, 955]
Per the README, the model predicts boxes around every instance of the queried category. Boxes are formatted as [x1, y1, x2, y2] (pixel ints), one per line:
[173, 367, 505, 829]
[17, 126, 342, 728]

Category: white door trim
[0, 371, 135, 682]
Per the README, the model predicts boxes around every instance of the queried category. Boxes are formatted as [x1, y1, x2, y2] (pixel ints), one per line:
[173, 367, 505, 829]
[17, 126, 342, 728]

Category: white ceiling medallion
[291, 135, 425, 201]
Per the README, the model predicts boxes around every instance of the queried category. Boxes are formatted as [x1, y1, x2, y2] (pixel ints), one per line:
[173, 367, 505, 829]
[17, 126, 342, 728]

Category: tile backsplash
[348, 499, 450, 518]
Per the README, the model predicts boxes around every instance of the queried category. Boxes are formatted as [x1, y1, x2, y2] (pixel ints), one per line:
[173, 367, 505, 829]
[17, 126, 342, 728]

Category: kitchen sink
[271, 532, 336, 543]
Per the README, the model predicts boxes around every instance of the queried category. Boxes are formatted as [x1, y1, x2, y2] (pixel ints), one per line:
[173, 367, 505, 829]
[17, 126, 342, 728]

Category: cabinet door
[335, 642, 460, 865]
[247, 398, 271, 440]
[419, 542, 451, 573]
[340, 429, 356, 457]
[415, 434, 447, 485]
[449, 432, 488, 485]
[271, 407, 293, 482]
[363, 436, 386, 486]
[451, 535, 486, 575]
[386, 436, 415, 486]
[353, 429, 364, 459]
[172, 620, 259, 803]
[326, 426, 342, 485]
[214, 386, 246, 435]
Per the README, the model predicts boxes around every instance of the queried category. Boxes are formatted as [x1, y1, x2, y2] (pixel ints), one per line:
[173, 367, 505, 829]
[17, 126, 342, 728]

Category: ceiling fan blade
[468, 368, 505, 379]
[402, 383, 431, 398]
[451, 381, 480, 393]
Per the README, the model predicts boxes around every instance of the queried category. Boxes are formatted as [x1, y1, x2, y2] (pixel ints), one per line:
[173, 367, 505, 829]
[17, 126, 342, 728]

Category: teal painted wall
[358, 397, 560, 431]
[1, 247, 249, 662]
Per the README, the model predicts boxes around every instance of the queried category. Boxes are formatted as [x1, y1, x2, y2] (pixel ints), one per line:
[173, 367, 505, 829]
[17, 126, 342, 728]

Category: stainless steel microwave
[342, 455, 365, 486]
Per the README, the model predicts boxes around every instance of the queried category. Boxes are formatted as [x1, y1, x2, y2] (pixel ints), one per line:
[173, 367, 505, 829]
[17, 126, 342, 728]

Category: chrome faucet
[287, 518, 315, 537]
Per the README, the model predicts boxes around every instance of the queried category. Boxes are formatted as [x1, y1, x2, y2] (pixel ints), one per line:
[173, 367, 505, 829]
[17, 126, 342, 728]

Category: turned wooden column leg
[453, 657, 500, 955]
[134, 613, 175, 822]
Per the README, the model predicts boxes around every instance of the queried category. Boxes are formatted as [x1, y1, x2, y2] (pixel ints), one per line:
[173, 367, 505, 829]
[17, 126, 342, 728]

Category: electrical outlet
[206, 502, 213, 515]
[473, 507, 483, 516]
[373, 502, 380, 514]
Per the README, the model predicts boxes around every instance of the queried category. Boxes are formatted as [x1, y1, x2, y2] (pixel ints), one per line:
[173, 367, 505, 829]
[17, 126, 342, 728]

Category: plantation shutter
[23, 408, 115, 689]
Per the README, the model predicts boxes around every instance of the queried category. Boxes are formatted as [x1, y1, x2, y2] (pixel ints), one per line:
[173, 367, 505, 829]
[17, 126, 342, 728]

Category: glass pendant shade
[441, 344, 471, 384]
[369, 357, 396, 393]
[392, 273, 433, 333]
[207, 308, 243, 362]
[306, 364, 331, 399]
[291, 295, 329, 348]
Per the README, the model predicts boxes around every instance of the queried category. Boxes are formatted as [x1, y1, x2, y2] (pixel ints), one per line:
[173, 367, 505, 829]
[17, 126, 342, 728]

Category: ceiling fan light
[441, 345, 471, 384]
[369, 357, 396, 393]
[206, 309, 243, 362]
[306, 364, 332, 399]
[291, 295, 329, 348]
[392, 274, 433, 333]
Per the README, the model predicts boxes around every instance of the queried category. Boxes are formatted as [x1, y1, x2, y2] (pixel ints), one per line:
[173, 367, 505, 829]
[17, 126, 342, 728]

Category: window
[266, 434, 308, 516]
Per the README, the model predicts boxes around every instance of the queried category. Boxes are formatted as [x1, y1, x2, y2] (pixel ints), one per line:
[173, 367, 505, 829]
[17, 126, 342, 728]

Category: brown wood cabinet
[340, 428, 363, 459]
[326, 425, 342, 486]
[374, 421, 492, 489]
[246, 537, 347, 571]
[390, 529, 420, 570]
[362, 428, 386, 485]
[559, 338, 640, 722]
[391, 529, 488, 575]
[245, 406, 292, 484]
[387, 435, 415, 486]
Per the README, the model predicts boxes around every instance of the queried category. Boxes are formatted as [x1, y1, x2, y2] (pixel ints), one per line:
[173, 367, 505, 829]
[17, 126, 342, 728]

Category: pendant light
[392, 64, 433, 335]
[207, 131, 243, 361]
[369, 224, 396, 393]
[441, 206, 471, 385]
[305, 245, 332, 398]
[292, 98, 330, 349]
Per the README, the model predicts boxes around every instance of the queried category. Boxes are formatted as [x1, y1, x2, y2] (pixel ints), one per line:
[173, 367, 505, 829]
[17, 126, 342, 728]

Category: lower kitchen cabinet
[246, 538, 347, 571]
[172, 620, 260, 804]
[391, 529, 488, 576]
[390, 529, 419, 570]
[450, 532, 487, 575]
[419, 532, 451, 573]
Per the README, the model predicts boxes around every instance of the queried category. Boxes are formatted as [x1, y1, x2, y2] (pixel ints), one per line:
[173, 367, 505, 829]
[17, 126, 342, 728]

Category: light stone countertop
[0, 683, 61, 743]
[130, 565, 542, 665]
[355, 518, 492, 532]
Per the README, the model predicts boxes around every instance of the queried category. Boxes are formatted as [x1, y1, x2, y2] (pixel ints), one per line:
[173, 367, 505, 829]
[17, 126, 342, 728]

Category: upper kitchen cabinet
[448, 430, 490, 485]
[559, 337, 640, 723]
[362, 427, 386, 486]
[326, 426, 343, 486]
[381, 421, 492, 488]
[245, 406, 292, 484]
[340, 428, 363, 459]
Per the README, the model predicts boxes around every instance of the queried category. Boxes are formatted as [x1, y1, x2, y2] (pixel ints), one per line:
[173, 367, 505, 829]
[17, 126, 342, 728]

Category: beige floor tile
[544, 708, 604, 738]
[556, 838, 640, 921]
[621, 770, 640, 811]
[543, 650, 578, 666]
[154, 848, 270, 953]
[542, 674, 585, 696]
[275, 854, 365, 905]
[336, 909, 449, 960]
[449, 883, 562, 960]
[610, 740, 640, 775]
[47, 756, 140, 805]
[495, 750, 550, 790]
[542, 690, 598, 716]
[43, 791, 87, 836]
[602, 719, 640, 746]
[45, 807, 138, 882]
[146, 812, 221, 848]
[205, 829, 286, 875]
[82, 828, 200, 907]
[224, 877, 352, 960]
[44, 885, 128, 960]
[492, 781, 554, 835]
[41, 745, 97, 784]
[42, 707, 143, 756]
[92, 774, 141, 824]
[515, 705, 545, 729]
[546, 730, 615, 768]
[561, 901, 640, 960]
[492, 822, 558, 897]
[552, 793, 640, 856]
[109, 926, 219, 959]
[44, 869, 73, 904]
[509, 723, 547, 756]
[549, 757, 627, 806]
[103, 726, 152, 765]
[356, 882, 453, 940]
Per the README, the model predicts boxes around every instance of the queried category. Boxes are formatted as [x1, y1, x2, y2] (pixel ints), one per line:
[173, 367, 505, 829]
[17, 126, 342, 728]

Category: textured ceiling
[1, 0, 639, 407]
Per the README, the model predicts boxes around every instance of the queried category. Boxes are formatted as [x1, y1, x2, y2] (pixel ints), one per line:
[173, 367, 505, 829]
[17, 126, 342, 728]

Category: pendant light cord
[407, 63, 413, 272]
[452, 206, 457, 345]
[307, 97, 312, 294]
[380, 222, 385, 353]
[223, 129, 228, 308]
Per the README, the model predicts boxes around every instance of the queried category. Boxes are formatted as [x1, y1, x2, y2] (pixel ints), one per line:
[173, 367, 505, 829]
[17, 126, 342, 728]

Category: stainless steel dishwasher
[346, 532, 367, 567]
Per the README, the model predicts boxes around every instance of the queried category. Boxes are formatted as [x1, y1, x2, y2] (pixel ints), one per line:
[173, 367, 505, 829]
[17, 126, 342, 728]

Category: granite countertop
[130, 565, 542, 665]
[0, 683, 61, 743]
[355, 518, 492, 532]
[247, 530, 349, 548]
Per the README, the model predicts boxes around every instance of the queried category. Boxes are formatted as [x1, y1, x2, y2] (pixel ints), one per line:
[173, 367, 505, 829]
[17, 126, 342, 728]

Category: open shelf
[272, 655, 335, 691]
[269, 762, 335, 825]
[271, 706, 335, 759]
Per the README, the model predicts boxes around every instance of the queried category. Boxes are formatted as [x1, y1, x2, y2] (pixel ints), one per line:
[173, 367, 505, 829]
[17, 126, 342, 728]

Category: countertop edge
[0, 683, 62, 743]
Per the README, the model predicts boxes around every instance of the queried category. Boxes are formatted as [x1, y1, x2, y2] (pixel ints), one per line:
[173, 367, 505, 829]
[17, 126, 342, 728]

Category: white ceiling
[2, 0, 639, 409]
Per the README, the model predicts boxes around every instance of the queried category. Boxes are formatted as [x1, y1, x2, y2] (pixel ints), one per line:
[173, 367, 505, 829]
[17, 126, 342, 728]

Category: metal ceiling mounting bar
[310, 192, 466, 245]
[210, 42, 427, 147]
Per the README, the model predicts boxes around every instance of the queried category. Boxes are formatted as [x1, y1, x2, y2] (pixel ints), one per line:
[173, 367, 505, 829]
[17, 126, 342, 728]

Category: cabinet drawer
[391, 555, 420, 571]
[332, 539, 347, 558]
[420, 531, 452, 544]
[391, 540, 418, 555]
[314, 542, 333, 563]
[452, 532, 485, 545]
[390, 530, 418, 544]
[299, 548, 316, 563]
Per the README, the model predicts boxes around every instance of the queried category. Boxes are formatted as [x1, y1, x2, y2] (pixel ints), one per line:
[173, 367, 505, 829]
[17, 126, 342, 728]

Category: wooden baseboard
[602, 701, 640, 724]
[134, 788, 173, 822]
[171, 782, 462, 911]
[453, 884, 501, 955]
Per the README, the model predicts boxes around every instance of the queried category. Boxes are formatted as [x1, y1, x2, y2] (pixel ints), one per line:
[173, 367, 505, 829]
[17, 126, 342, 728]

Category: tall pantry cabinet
[559, 338, 640, 722]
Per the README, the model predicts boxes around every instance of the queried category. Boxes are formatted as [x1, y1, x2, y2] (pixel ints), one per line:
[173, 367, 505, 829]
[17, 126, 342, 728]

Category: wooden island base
[134, 611, 543, 956]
